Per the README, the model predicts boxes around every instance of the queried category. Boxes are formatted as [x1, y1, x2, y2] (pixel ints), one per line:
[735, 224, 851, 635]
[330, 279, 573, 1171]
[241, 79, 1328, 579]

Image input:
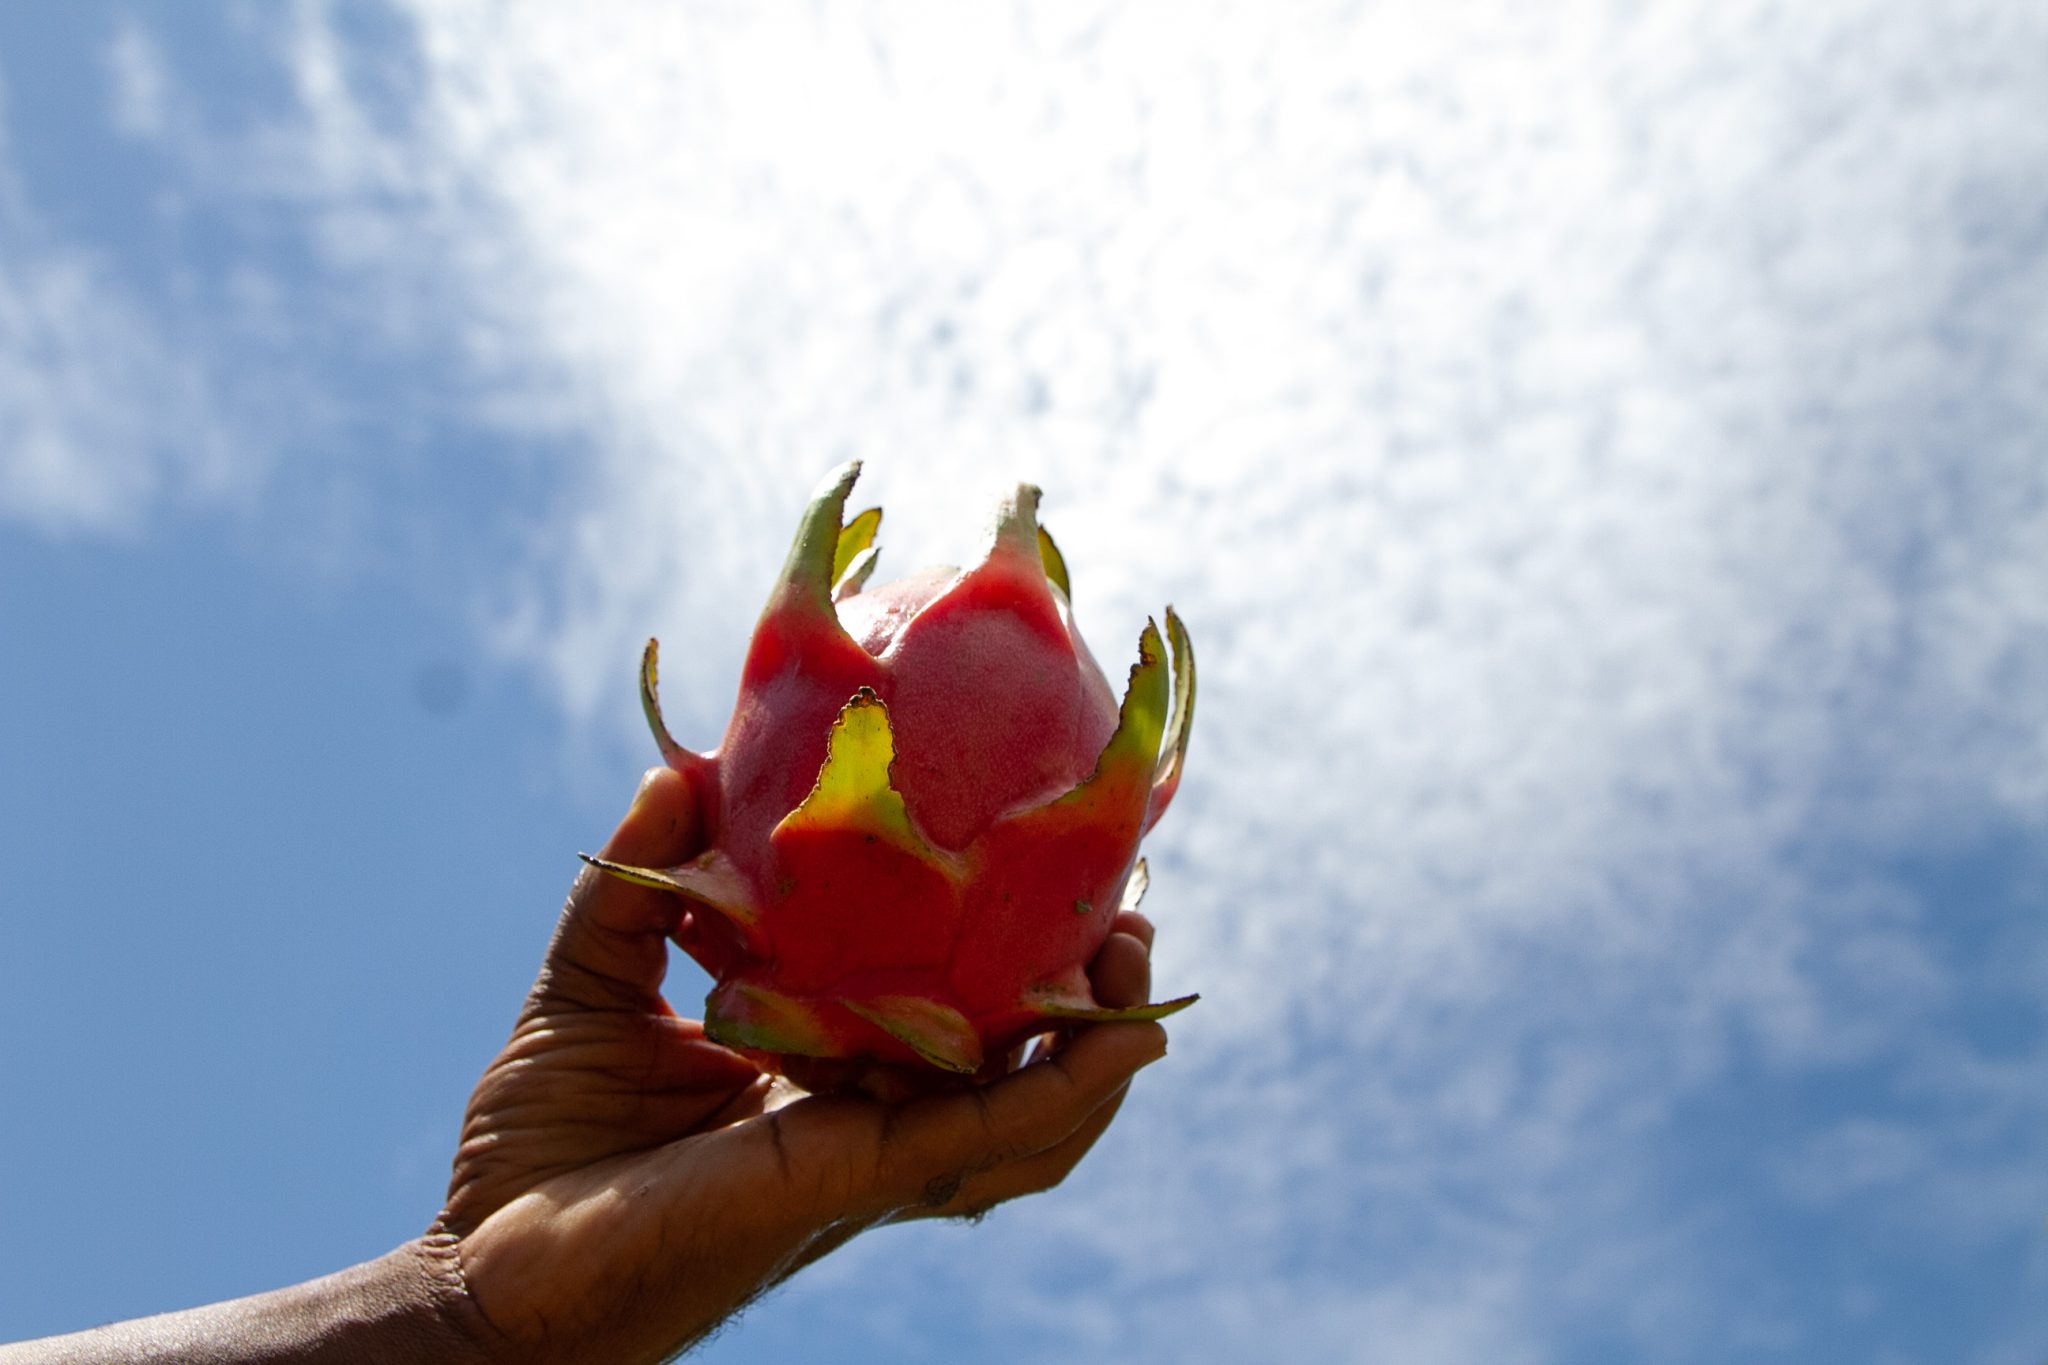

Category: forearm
[0, 1240, 493, 1365]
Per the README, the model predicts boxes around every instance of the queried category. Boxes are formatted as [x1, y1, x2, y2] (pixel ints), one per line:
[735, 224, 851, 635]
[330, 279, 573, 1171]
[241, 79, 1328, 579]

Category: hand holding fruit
[429, 469, 1199, 1359]
[431, 765, 1174, 1363]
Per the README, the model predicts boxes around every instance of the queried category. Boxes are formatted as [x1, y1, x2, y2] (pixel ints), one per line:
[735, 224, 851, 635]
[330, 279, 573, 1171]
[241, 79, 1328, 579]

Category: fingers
[921, 1082, 1133, 1221]
[491, 1010, 754, 1085]
[679, 915, 1177, 1266]
[918, 919, 1160, 1218]
[866, 1016, 1168, 1215]
[1009, 912, 1159, 1069]
[1112, 909, 1156, 954]
[524, 768, 703, 1018]
[756, 1021, 1163, 1225]
[1087, 925, 1154, 1010]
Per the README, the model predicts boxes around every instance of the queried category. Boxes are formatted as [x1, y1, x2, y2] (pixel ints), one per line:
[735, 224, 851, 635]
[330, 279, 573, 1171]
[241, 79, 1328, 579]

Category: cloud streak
[0, 85, 232, 536]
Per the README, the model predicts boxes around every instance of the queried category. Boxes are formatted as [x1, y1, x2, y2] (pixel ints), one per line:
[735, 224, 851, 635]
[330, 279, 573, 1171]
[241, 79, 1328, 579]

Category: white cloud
[269, 1, 2048, 1356]
[0, 87, 232, 535]
[106, 20, 171, 142]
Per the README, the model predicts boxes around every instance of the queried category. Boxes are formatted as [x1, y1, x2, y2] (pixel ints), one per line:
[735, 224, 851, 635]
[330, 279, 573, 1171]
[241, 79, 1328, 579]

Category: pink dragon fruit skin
[586, 462, 1195, 1082]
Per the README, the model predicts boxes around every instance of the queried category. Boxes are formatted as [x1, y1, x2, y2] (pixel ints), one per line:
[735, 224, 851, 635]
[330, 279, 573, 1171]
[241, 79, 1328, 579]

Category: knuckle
[920, 1171, 966, 1208]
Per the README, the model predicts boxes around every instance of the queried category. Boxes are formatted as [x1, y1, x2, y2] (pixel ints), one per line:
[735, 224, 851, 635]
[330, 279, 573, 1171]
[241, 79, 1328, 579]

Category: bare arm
[0, 1242, 487, 1365]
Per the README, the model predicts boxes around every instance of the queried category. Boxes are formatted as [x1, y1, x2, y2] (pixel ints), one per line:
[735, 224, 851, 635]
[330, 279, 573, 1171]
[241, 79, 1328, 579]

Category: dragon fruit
[585, 462, 1196, 1085]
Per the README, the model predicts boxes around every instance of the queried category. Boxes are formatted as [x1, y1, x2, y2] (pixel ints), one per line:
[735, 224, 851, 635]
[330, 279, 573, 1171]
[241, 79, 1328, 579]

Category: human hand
[430, 767, 1172, 1364]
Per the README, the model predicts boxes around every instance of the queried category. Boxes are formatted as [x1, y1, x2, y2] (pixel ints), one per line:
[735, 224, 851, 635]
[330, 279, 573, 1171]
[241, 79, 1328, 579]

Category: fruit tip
[982, 480, 1039, 543]
[764, 464, 874, 635]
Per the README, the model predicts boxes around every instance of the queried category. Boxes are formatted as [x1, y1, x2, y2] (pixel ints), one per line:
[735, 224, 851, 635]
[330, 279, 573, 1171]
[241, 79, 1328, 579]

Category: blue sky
[2, 4, 2045, 1361]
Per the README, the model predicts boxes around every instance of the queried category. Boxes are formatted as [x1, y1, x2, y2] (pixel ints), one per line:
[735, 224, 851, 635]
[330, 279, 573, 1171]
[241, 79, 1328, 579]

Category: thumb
[525, 767, 702, 1018]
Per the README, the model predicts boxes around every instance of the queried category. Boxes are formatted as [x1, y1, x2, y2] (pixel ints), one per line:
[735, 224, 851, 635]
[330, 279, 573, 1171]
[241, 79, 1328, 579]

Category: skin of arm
[0, 766, 1173, 1365]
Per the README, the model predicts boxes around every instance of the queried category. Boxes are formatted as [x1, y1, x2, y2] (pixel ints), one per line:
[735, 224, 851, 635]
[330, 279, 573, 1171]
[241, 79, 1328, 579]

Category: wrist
[368, 1235, 508, 1365]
